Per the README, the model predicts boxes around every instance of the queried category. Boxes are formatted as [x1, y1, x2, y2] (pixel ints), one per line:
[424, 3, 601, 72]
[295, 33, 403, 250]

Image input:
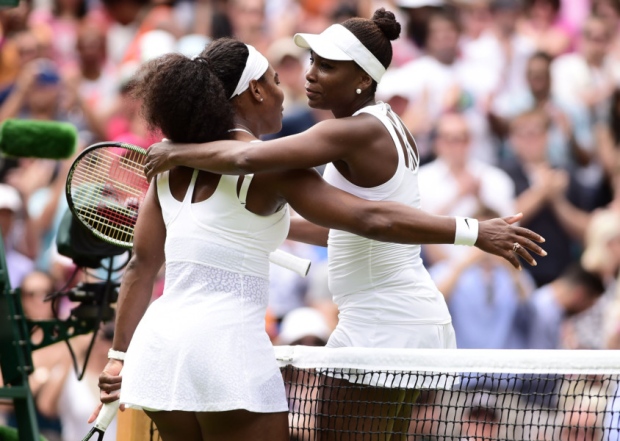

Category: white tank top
[157, 169, 290, 279]
[323, 102, 451, 325]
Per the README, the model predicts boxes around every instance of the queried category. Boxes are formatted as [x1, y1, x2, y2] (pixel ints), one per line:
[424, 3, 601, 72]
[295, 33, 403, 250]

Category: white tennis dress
[324, 102, 457, 351]
[120, 170, 290, 413]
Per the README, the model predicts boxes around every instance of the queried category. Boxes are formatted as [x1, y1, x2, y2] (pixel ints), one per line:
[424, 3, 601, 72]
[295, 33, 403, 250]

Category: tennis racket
[82, 398, 120, 441]
[66, 141, 311, 276]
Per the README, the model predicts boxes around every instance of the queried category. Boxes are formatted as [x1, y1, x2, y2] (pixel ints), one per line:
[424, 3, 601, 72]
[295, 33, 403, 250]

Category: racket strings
[69, 148, 149, 246]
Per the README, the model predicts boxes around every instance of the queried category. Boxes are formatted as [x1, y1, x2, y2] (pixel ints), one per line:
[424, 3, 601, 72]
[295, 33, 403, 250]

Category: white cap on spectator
[278, 307, 331, 345]
[177, 34, 211, 59]
[0, 184, 22, 212]
[267, 38, 306, 66]
[396, 0, 444, 8]
[140, 30, 177, 64]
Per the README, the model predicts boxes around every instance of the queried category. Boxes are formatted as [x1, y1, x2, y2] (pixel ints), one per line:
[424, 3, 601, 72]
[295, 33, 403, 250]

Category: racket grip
[94, 400, 120, 431]
[268, 249, 311, 277]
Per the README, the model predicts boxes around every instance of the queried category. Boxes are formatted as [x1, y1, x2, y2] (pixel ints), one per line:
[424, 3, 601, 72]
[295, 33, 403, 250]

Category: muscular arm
[145, 117, 366, 179]
[112, 184, 166, 353]
[289, 213, 329, 247]
[92, 184, 165, 413]
[273, 169, 546, 269]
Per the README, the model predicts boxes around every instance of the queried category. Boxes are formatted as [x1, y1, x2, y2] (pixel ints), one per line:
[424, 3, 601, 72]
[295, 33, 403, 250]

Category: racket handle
[268, 249, 311, 277]
[94, 399, 120, 431]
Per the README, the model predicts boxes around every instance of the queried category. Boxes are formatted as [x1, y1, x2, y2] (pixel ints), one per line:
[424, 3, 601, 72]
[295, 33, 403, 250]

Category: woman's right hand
[88, 359, 124, 423]
[145, 140, 176, 181]
[475, 213, 547, 270]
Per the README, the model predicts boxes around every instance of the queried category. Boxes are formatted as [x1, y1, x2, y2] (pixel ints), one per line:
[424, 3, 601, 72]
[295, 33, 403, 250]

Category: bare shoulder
[309, 112, 386, 145]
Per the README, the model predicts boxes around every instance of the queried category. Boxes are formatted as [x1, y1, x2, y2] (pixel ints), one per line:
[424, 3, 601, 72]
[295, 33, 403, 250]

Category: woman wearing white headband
[140, 11, 545, 439]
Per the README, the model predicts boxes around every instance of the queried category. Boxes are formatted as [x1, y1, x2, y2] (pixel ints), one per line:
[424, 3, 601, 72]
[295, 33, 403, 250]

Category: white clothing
[460, 30, 536, 100]
[58, 371, 118, 441]
[551, 53, 620, 121]
[418, 158, 515, 218]
[120, 170, 290, 412]
[323, 102, 455, 349]
[418, 157, 515, 261]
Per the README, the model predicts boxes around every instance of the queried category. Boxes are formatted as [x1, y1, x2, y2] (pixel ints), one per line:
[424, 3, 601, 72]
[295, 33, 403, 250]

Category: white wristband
[454, 217, 479, 246]
[108, 349, 126, 361]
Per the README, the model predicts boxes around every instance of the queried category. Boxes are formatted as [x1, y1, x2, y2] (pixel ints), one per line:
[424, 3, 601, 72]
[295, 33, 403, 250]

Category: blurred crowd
[0, 0, 620, 439]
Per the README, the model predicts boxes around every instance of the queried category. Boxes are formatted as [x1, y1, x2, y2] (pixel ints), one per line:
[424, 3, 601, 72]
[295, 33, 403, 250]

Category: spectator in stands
[560, 390, 605, 441]
[63, 20, 118, 143]
[265, 37, 308, 115]
[393, 0, 444, 67]
[501, 109, 595, 286]
[10, 270, 64, 441]
[378, 8, 498, 164]
[0, 184, 34, 288]
[461, 0, 536, 103]
[277, 307, 330, 441]
[567, 208, 620, 350]
[418, 113, 515, 264]
[490, 51, 593, 169]
[276, 306, 330, 347]
[0, 56, 86, 135]
[460, 392, 501, 441]
[36, 323, 117, 441]
[551, 15, 618, 125]
[594, 88, 620, 183]
[228, 0, 270, 53]
[0, 29, 41, 106]
[27, 0, 92, 69]
[519, 262, 605, 349]
[100, 0, 179, 66]
[517, 0, 571, 57]
[429, 206, 536, 349]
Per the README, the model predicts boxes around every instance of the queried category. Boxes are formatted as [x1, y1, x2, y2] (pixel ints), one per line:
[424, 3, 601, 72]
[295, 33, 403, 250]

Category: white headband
[230, 44, 269, 99]
[294, 24, 387, 83]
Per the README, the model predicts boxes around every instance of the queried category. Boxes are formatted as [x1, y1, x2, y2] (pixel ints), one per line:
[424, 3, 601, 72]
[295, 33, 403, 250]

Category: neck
[332, 95, 376, 119]
[532, 89, 550, 103]
[551, 279, 571, 310]
[81, 64, 102, 80]
[229, 117, 259, 140]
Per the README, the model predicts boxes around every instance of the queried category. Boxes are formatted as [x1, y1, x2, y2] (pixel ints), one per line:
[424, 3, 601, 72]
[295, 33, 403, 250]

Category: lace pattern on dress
[165, 261, 269, 305]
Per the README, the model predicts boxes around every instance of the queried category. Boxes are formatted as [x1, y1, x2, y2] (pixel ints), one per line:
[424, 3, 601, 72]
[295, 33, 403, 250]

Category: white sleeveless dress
[120, 170, 290, 413]
[323, 102, 456, 351]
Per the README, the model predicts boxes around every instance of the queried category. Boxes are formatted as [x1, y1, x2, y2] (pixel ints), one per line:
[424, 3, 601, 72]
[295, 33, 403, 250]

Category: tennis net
[275, 346, 620, 441]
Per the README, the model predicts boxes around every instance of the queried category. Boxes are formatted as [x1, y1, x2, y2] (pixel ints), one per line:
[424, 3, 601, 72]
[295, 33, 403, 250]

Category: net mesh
[275, 346, 620, 441]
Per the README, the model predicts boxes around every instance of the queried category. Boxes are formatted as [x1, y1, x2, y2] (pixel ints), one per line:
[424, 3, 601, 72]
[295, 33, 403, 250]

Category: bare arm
[93, 184, 165, 411]
[274, 169, 546, 269]
[144, 118, 363, 180]
[549, 195, 591, 242]
[288, 213, 329, 247]
[435, 248, 487, 300]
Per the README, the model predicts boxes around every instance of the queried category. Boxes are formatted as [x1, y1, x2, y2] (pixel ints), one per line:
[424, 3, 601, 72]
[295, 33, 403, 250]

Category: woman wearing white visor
[145, 9, 545, 440]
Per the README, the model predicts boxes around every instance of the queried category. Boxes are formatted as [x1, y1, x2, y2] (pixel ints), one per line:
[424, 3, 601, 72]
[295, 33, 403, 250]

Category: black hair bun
[372, 8, 401, 41]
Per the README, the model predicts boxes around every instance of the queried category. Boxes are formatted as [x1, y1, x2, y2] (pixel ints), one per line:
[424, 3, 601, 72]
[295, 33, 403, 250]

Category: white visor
[230, 44, 269, 99]
[294, 24, 387, 83]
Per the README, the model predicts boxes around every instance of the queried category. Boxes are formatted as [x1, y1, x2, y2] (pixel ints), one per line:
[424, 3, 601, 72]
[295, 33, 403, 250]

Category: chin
[307, 100, 327, 110]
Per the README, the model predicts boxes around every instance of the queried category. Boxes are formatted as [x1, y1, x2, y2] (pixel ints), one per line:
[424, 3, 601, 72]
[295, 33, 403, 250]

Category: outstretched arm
[289, 213, 329, 247]
[275, 169, 546, 270]
[144, 118, 364, 180]
[89, 184, 166, 421]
